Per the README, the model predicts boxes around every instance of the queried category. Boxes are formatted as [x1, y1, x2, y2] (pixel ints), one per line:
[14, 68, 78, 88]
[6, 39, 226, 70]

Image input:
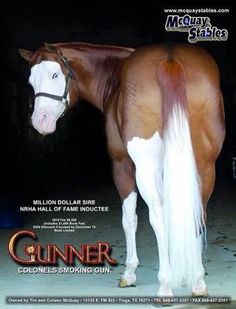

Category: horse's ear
[44, 42, 58, 53]
[18, 49, 32, 61]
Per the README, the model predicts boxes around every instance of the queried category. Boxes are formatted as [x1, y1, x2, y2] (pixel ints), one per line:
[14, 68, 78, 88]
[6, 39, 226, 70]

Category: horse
[19, 41, 225, 296]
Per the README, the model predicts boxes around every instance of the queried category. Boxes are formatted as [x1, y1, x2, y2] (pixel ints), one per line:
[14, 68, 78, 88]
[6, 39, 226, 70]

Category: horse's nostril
[42, 113, 47, 120]
[40, 112, 49, 127]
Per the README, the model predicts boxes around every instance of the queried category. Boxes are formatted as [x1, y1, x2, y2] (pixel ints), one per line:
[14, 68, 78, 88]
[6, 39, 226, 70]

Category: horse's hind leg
[127, 131, 173, 296]
[192, 160, 216, 296]
[112, 157, 139, 287]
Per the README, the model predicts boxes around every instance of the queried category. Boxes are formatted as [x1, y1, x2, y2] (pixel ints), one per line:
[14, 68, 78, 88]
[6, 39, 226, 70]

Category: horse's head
[19, 43, 75, 135]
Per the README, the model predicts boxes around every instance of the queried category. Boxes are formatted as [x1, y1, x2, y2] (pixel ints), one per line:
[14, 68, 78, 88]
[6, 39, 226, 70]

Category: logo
[8, 230, 117, 266]
[165, 14, 228, 43]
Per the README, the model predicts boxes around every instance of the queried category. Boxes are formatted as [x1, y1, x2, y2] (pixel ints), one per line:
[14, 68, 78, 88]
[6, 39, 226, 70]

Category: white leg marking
[120, 191, 138, 287]
[127, 131, 173, 296]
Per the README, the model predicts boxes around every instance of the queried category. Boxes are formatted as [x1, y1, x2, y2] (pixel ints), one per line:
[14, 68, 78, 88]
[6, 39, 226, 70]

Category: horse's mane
[55, 41, 134, 56]
[54, 42, 134, 104]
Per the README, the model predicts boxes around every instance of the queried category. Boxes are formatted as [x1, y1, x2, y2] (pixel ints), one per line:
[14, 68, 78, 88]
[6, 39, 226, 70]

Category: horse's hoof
[118, 277, 136, 288]
[192, 288, 208, 297]
[157, 285, 173, 297]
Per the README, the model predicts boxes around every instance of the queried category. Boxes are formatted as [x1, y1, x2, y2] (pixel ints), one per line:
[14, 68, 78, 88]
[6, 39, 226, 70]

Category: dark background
[0, 1, 235, 225]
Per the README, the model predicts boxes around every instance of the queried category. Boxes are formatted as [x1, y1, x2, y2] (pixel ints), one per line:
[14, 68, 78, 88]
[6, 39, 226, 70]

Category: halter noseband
[34, 54, 75, 118]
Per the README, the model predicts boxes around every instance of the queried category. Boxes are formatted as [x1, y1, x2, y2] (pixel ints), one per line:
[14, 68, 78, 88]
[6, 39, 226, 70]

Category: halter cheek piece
[34, 55, 75, 118]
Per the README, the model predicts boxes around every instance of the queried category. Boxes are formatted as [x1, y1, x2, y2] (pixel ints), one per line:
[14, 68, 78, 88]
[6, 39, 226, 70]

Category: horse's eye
[52, 73, 58, 79]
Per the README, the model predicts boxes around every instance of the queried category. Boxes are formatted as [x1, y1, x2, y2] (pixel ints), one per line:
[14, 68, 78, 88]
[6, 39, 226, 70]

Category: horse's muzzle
[31, 109, 57, 136]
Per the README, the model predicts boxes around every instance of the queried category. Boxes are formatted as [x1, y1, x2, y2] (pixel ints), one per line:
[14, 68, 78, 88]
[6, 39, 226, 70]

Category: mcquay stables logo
[165, 14, 228, 43]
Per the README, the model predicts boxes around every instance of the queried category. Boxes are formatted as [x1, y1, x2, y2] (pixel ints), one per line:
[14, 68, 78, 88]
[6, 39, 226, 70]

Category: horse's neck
[60, 43, 134, 112]
[89, 54, 124, 110]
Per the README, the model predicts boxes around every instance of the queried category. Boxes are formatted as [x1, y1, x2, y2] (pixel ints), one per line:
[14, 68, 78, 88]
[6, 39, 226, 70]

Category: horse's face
[29, 60, 66, 135]
[19, 45, 70, 136]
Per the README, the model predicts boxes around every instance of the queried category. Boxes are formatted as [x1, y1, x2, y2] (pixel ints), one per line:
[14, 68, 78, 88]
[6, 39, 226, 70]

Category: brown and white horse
[19, 42, 225, 296]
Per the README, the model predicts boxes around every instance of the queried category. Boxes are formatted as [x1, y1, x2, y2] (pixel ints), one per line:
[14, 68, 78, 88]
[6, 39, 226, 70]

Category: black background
[0, 2, 234, 221]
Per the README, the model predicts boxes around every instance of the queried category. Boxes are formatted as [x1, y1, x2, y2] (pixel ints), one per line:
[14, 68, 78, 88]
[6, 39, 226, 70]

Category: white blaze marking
[29, 61, 67, 135]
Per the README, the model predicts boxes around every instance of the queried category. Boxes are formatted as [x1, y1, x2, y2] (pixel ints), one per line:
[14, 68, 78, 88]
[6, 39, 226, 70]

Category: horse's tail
[158, 59, 205, 288]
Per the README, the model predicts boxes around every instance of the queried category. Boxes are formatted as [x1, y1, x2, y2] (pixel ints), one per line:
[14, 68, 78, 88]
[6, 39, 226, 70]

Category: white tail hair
[163, 104, 205, 288]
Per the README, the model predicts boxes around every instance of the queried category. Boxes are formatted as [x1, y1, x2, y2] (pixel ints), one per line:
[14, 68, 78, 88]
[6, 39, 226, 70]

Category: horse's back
[121, 44, 221, 111]
[122, 43, 220, 84]
[120, 43, 225, 156]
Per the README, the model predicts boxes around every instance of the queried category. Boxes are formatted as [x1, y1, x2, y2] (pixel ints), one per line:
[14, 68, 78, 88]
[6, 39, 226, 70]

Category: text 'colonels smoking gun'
[8, 230, 117, 266]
